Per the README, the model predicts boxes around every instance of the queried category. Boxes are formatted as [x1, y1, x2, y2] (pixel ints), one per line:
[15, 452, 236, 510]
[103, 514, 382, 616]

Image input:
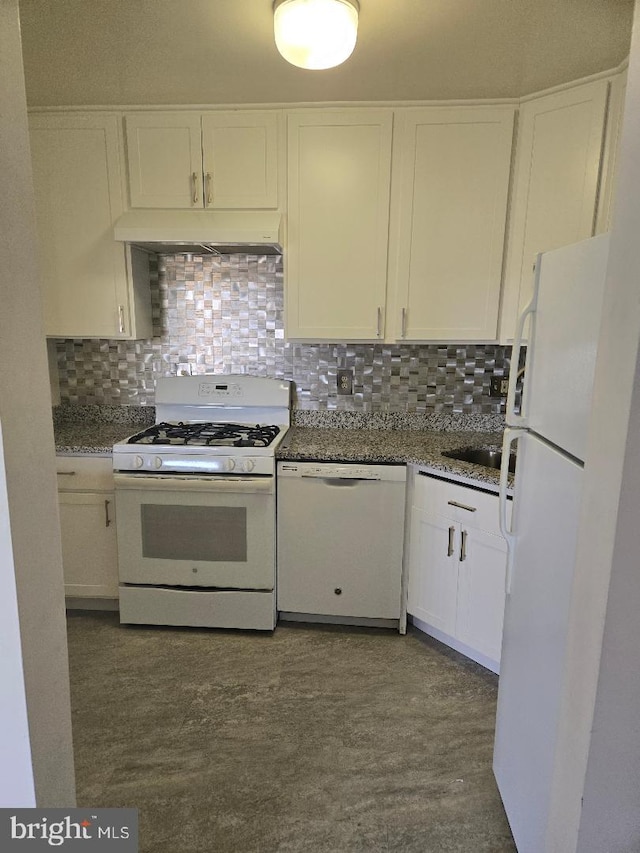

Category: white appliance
[495, 233, 610, 852]
[276, 461, 406, 630]
[113, 375, 291, 630]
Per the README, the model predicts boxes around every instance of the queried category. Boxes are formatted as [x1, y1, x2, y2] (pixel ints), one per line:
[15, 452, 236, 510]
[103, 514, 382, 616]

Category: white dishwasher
[276, 461, 406, 630]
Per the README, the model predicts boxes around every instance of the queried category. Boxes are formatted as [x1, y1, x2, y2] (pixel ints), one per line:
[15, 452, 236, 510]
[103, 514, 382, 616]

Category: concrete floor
[66, 613, 516, 853]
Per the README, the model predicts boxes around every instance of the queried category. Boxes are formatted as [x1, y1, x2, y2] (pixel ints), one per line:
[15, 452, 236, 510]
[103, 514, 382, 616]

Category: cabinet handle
[118, 304, 126, 335]
[104, 499, 112, 528]
[192, 171, 199, 204]
[401, 307, 407, 338]
[460, 529, 467, 562]
[447, 500, 477, 512]
[447, 525, 455, 557]
[57, 470, 76, 476]
[205, 172, 213, 205]
[377, 306, 382, 338]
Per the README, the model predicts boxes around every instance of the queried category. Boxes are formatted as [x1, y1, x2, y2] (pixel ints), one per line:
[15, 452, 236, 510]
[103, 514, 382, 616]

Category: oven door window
[141, 505, 247, 562]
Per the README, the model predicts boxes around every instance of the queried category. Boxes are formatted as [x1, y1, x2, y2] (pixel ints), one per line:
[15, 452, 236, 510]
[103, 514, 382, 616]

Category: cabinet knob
[334, 587, 342, 595]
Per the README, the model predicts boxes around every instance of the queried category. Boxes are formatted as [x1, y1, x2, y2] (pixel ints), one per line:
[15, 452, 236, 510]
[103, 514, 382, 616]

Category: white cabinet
[499, 79, 609, 342]
[455, 526, 508, 661]
[29, 113, 152, 339]
[406, 507, 459, 634]
[388, 107, 514, 342]
[596, 68, 628, 234]
[56, 457, 118, 601]
[406, 471, 509, 672]
[285, 109, 393, 341]
[125, 110, 281, 209]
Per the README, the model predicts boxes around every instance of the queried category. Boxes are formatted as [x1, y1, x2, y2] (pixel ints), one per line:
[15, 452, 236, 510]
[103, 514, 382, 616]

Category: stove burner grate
[126, 421, 281, 448]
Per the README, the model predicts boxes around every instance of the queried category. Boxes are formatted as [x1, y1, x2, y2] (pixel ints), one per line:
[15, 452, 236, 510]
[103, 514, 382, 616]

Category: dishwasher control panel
[277, 461, 406, 481]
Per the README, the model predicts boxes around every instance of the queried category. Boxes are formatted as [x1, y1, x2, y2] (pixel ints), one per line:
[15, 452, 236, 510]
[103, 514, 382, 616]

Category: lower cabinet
[406, 470, 509, 673]
[56, 456, 119, 601]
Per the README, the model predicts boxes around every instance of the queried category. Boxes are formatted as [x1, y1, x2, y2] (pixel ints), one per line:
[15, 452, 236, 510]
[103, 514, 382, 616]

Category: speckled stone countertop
[278, 427, 509, 492]
[53, 405, 510, 491]
[53, 405, 154, 455]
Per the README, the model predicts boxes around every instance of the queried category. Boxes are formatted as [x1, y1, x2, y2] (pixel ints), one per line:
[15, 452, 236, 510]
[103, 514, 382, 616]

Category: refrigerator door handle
[500, 427, 525, 594]
[506, 259, 541, 427]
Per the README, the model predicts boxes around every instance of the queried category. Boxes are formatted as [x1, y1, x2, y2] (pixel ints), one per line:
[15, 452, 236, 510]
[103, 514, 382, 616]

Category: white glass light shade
[273, 0, 359, 70]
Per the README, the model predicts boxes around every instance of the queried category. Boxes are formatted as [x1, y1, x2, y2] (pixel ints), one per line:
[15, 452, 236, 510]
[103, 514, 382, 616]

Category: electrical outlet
[337, 368, 354, 395]
[490, 376, 509, 397]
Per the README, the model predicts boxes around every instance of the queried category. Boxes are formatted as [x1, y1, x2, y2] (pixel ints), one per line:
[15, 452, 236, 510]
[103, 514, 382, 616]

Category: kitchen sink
[442, 446, 517, 474]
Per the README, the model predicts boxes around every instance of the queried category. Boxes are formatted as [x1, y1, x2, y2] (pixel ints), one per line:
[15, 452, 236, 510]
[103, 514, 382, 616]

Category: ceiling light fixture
[273, 0, 360, 71]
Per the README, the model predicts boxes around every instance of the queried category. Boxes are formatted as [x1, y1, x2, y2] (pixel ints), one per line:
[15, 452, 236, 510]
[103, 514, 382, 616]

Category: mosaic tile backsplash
[55, 254, 511, 413]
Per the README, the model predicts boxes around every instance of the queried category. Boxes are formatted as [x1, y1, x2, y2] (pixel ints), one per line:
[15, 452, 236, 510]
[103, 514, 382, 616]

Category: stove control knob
[226, 458, 236, 472]
[242, 459, 255, 473]
[133, 455, 144, 470]
[153, 456, 163, 470]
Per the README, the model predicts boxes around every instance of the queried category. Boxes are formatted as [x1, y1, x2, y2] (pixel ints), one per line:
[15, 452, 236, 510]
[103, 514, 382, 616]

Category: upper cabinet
[286, 109, 393, 341]
[29, 112, 152, 339]
[387, 107, 514, 342]
[125, 110, 281, 210]
[29, 64, 626, 343]
[499, 79, 609, 342]
[596, 68, 628, 235]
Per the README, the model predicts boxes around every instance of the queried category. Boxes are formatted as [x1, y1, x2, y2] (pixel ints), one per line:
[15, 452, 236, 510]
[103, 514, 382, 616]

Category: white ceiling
[19, 0, 634, 107]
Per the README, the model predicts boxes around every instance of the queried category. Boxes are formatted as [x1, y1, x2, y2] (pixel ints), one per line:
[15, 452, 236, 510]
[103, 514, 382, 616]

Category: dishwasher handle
[306, 477, 376, 486]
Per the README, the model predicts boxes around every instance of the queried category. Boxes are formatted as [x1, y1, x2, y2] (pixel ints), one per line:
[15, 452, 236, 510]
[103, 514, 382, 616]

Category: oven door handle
[113, 474, 274, 494]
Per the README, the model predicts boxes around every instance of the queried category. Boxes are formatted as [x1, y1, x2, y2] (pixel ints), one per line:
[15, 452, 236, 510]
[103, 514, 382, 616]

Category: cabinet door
[286, 110, 393, 341]
[596, 70, 627, 234]
[125, 112, 203, 208]
[29, 113, 145, 339]
[58, 492, 118, 598]
[201, 111, 280, 209]
[389, 107, 514, 341]
[406, 508, 458, 635]
[456, 527, 507, 663]
[499, 80, 608, 342]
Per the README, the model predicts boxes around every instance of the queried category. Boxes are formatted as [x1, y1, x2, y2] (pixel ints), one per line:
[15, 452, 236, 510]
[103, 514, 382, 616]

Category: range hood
[113, 210, 284, 255]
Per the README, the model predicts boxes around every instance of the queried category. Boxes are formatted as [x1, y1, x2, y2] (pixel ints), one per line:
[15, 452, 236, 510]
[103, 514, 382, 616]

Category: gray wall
[576, 1, 640, 844]
[546, 1, 640, 848]
[0, 0, 75, 807]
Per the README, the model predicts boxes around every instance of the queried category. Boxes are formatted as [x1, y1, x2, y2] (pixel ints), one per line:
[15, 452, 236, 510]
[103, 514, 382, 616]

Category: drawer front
[119, 586, 276, 630]
[413, 470, 510, 535]
[56, 456, 114, 491]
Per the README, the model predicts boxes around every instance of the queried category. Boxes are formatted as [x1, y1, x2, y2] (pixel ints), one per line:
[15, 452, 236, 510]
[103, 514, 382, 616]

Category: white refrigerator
[494, 233, 610, 853]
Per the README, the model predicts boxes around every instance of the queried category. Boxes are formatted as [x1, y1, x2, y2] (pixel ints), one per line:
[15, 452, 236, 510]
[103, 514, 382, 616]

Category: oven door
[114, 474, 275, 589]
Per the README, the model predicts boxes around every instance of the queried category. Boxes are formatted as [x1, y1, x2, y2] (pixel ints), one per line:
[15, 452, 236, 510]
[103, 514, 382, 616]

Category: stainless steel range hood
[113, 210, 284, 255]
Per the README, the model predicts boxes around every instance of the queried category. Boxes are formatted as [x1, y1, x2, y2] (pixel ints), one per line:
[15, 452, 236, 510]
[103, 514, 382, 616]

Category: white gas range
[113, 375, 291, 631]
